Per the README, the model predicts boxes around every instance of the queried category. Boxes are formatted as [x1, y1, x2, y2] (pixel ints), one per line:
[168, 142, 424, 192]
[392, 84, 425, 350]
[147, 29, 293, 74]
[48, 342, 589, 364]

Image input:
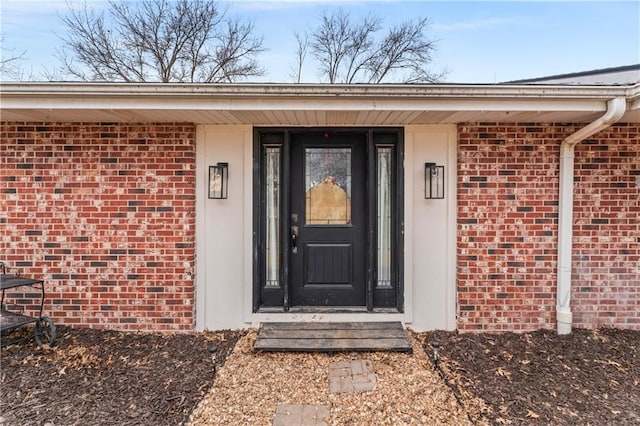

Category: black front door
[289, 132, 367, 306]
[254, 127, 403, 312]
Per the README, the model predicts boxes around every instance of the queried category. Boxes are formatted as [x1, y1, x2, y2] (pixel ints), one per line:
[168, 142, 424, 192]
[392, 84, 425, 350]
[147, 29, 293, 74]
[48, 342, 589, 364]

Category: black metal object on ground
[0, 262, 56, 347]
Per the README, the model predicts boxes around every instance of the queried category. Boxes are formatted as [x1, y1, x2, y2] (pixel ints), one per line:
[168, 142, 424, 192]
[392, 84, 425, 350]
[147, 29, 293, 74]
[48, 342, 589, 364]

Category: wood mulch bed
[1, 325, 638, 425]
[0, 326, 244, 426]
[421, 328, 640, 425]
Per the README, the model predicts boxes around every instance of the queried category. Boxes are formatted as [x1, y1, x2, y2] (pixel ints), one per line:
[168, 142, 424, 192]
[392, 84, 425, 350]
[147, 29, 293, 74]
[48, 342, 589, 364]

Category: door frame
[252, 127, 404, 313]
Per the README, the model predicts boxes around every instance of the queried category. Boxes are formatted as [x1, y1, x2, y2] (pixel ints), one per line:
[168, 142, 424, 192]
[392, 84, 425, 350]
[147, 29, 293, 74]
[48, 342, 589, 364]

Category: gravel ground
[187, 329, 478, 425]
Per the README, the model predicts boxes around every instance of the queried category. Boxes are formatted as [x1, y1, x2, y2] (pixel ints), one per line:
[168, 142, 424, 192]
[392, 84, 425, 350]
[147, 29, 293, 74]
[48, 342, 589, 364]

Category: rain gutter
[556, 96, 627, 335]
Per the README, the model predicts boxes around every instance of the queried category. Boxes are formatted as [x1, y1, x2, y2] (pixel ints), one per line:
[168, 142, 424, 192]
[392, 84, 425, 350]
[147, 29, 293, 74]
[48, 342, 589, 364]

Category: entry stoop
[253, 321, 412, 353]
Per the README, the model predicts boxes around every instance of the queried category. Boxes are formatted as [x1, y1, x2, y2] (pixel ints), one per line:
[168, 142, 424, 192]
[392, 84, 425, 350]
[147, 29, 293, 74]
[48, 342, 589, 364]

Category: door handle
[291, 226, 299, 254]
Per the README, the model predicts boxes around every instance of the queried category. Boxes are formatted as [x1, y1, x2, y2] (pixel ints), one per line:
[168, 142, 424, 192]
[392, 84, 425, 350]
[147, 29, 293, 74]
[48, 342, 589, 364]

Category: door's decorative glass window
[305, 148, 352, 225]
[377, 147, 392, 288]
[265, 147, 280, 287]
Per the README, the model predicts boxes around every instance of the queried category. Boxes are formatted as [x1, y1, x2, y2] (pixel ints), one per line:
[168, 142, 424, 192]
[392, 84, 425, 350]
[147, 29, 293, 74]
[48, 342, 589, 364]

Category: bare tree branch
[303, 9, 445, 84]
[342, 14, 380, 84]
[310, 10, 352, 83]
[366, 18, 440, 83]
[58, 0, 265, 82]
[0, 35, 27, 80]
[208, 17, 265, 82]
[290, 31, 309, 83]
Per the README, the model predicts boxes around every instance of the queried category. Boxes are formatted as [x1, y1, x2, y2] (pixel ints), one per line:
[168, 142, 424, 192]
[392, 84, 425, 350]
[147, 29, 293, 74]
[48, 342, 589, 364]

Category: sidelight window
[265, 147, 280, 287]
[377, 147, 393, 288]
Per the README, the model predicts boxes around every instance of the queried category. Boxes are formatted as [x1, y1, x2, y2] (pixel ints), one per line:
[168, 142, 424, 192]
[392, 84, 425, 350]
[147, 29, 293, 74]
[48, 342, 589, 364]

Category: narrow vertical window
[265, 147, 280, 287]
[377, 147, 392, 288]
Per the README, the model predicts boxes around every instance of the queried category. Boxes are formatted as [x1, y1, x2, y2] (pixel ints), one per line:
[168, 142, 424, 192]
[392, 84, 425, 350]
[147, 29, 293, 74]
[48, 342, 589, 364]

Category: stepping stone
[328, 359, 376, 393]
[272, 404, 330, 426]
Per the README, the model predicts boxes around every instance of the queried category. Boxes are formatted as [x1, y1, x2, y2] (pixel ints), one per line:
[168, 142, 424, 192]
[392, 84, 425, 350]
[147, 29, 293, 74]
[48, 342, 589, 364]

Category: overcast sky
[1, 0, 638, 83]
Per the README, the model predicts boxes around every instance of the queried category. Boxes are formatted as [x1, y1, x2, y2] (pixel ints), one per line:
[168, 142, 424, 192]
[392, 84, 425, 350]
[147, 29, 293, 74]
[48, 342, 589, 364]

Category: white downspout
[556, 96, 627, 335]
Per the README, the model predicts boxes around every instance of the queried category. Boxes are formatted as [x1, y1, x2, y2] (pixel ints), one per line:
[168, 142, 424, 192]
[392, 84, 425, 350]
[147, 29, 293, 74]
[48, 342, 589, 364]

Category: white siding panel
[405, 125, 457, 331]
[196, 125, 251, 330]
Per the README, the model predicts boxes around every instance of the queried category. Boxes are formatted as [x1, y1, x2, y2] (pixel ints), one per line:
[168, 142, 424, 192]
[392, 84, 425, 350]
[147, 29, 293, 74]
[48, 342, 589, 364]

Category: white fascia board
[1, 82, 633, 101]
[1, 82, 635, 118]
[0, 97, 609, 113]
[626, 84, 640, 110]
[0, 81, 632, 98]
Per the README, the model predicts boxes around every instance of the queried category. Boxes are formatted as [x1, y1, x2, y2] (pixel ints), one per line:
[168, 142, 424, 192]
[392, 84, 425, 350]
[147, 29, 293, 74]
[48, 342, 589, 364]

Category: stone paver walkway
[272, 404, 330, 426]
[272, 359, 376, 425]
[328, 359, 376, 393]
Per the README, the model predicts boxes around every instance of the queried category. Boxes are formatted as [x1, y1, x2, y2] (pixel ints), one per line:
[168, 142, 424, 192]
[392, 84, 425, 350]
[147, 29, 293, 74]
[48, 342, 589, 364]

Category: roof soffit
[1, 82, 638, 124]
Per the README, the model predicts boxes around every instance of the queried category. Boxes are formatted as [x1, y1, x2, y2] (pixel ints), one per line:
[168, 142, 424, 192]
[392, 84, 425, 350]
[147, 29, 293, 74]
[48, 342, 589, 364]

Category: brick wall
[572, 124, 640, 328]
[2, 121, 636, 333]
[1, 123, 196, 331]
[457, 123, 639, 332]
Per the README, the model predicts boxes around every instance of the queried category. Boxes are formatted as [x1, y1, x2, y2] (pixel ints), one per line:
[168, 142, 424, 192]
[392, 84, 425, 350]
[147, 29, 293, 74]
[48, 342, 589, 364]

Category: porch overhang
[1, 82, 639, 125]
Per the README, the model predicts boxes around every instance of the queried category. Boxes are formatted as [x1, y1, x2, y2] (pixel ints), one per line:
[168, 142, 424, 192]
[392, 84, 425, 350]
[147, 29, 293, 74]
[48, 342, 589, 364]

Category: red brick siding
[572, 125, 640, 328]
[2, 121, 636, 333]
[1, 123, 196, 331]
[457, 123, 639, 332]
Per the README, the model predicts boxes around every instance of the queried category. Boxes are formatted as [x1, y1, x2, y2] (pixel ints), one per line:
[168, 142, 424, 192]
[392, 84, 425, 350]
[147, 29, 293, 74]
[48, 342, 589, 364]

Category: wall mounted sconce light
[208, 162, 228, 199]
[425, 163, 445, 199]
